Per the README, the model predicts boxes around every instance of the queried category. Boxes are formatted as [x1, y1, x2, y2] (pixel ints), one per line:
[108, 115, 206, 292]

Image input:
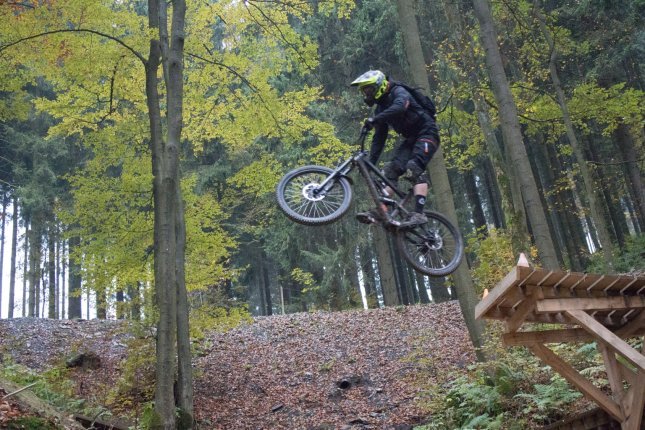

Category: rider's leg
[413, 182, 428, 211]
[399, 137, 439, 226]
[356, 158, 405, 223]
[382, 152, 408, 196]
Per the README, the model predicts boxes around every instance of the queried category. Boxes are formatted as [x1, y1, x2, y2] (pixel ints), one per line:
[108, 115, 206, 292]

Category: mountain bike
[276, 126, 464, 277]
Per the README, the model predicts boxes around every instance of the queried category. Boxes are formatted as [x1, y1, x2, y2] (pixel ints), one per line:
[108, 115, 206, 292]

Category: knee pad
[405, 160, 428, 185]
[384, 162, 404, 182]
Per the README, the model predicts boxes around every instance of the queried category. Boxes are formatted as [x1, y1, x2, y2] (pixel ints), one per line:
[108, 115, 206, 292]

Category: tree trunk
[373, 228, 399, 306]
[429, 277, 451, 303]
[129, 282, 142, 320]
[359, 244, 377, 308]
[472, 0, 559, 270]
[481, 159, 504, 229]
[146, 0, 192, 426]
[534, 3, 614, 270]
[348, 252, 363, 308]
[8, 196, 18, 318]
[257, 267, 266, 315]
[527, 137, 564, 267]
[67, 234, 82, 319]
[614, 123, 645, 230]
[262, 257, 273, 316]
[397, 0, 485, 360]
[48, 226, 56, 319]
[415, 272, 430, 304]
[0, 193, 6, 317]
[441, 0, 522, 233]
[464, 169, 487, 233]
[389, 235, 410, 305]
[28, 226, 41, 317]
[22, 222, 28, 318]
[57, 238, 63, 318]
[96, 289, 107, 319]
[544, 143, 585, 271]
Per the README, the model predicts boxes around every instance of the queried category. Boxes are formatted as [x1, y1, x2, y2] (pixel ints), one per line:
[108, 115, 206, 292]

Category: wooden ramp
[475, 256, 645, 430]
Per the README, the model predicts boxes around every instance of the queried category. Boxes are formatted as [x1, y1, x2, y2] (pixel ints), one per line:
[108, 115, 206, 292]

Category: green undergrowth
[412, 228, 639, 429]
[409, 323, 612, 429]
[2, 416, 61, 430]
[0, 360, 108, 425]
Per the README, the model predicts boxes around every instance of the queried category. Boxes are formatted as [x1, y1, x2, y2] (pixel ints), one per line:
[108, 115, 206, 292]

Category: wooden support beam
[599, 343, 626, 407]
[536, 296, 645, 313]
[504, 328, 598, 346]
[528, 343, 624, 422]
[623, 372, 645, 430]
[505, 295, 536, 333]
[566, 310, 645, 372]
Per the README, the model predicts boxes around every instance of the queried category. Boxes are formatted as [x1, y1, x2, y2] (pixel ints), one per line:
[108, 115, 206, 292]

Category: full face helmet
[350, 70, 388, 107]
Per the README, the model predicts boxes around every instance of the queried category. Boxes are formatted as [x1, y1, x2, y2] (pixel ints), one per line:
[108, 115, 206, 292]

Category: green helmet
[350, 70, 388, 106]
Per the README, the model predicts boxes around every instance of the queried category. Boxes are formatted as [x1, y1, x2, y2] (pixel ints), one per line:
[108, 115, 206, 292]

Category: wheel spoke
[396, 211, 463, 276]
[277, 166, 352, 225]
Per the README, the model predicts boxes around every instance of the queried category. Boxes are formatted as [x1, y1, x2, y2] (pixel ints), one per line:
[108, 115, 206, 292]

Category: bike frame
[314, 126, 415, 229]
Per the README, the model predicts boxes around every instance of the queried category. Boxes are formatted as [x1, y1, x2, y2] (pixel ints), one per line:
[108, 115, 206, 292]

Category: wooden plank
[475, 266, 520, 320]
[566, 310, 645, 372]
[504, 326, 645, 346]
[536, 296, 645, 313]
[528, 343, 624, 422]
[503, 328, 598, 346]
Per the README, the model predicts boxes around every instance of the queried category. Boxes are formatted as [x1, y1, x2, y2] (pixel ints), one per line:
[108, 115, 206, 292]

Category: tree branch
[0, 29, 147, 65]
[187, 51, 292, 138]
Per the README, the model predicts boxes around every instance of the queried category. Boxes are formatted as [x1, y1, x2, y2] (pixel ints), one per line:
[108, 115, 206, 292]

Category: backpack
[391, 81, 437, 119]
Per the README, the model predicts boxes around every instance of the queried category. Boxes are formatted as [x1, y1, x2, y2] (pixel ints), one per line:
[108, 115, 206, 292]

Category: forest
[0, 0, 643, 428]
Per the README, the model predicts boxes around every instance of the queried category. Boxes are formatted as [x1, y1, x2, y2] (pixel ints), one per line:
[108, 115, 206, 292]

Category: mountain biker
[350, 70, 440, 227]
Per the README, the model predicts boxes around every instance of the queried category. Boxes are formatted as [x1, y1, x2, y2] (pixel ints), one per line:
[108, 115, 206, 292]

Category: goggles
[360, 85, 376, 97]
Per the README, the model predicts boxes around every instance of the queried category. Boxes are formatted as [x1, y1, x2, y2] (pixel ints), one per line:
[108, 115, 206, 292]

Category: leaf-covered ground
[0, 301, 476, 429]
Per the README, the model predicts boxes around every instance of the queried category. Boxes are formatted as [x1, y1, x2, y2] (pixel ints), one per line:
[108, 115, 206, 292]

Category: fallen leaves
[0, 301, 476, 429]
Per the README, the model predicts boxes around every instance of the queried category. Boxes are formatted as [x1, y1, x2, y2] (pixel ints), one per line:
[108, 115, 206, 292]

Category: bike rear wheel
[396, 211, 464, 276]
[276, 165, 352, 226]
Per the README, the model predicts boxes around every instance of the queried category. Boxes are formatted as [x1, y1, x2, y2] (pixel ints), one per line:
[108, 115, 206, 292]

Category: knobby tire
[276, 165, 352, 226]
[396, 210, 464, 276]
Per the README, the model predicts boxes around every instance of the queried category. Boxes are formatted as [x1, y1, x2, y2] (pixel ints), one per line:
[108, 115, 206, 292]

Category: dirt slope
[0, 301, 476, 429]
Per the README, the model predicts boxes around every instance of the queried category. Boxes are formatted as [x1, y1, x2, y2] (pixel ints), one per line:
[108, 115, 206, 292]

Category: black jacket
[369, 84, 438, 164]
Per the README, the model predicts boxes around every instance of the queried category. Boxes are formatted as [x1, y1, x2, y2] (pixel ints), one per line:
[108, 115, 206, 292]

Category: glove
[363, 117, 376, 130]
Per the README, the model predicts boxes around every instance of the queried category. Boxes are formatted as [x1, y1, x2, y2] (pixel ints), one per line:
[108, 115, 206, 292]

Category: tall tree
[8, 196, 18, 318]
[471, 0, 559, 269]
[141, 0, 193, 425]
[533, 2, 615, 270]
[396, 0, 485, 359]
[0, 192, 6, 316]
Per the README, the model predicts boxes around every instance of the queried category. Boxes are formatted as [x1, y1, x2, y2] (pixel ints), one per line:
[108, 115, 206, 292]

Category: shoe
[356, 209, 381, 224]
[399, 212, 428, 228]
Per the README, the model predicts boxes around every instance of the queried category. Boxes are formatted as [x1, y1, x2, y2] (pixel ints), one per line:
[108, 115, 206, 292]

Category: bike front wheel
[276, 165, 352, 226]
[396, 211, 464, 276]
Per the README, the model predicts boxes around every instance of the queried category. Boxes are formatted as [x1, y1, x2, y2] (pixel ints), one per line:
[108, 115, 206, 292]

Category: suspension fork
[314, 157, 355, 196]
